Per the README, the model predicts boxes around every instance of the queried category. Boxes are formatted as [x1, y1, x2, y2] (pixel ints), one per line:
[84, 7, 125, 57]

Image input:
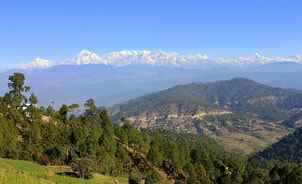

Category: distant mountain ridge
[113, 78, 302, 121]
[1, 59, 302, 107]
[19, 50, 302, 70]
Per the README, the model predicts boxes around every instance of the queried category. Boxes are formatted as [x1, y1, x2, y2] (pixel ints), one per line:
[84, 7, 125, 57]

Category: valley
[1, 73, 302, 183]
[112, 78, 302, 154]
[117, 106, 289, 154]
[2, 2, 302, 183]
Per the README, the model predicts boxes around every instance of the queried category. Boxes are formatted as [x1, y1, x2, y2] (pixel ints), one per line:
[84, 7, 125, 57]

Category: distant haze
[1, 52, 302, 107]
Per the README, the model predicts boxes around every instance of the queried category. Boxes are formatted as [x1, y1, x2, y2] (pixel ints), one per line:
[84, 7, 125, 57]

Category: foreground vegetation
[1, 73, 302, 183]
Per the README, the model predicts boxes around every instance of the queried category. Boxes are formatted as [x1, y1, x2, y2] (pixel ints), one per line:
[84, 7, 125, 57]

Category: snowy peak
[22, 58, 53, 69]
[20, 50, 302, 70]
[74, 50, 104, 65]
[217, 53, 302, 65]
[71, 49, 209, 67]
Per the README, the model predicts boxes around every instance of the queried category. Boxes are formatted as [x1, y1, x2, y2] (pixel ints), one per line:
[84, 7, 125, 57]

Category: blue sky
[0, 0, 301, 70]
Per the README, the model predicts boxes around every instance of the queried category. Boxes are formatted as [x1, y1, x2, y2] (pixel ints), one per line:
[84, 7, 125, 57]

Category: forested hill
[112, 78, 302, 121]
[254, 128, 302, 163]
[2, 73, 302, 183]
[0, 72, 254, 183]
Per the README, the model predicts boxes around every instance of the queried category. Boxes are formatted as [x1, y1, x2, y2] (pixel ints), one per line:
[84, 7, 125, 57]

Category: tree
[123, 122, 144, 150]
[29, 94, 38, 105]
[6, 73, 30, 107]
[69, 104, 80, 114]
[71, 158, 94, 179]
[98, 110, 117, 174]
[148, 139, 164, 167]
[165, 140, 184, 168]
[45, 104, 54, 114]
[26, 93, 41, 122]
[186, 164, 212, 184]
[2, 73, 31, 123]
[286, 166, 302, 184]
[68, 104, 80, 119]
[0, 117, 18, 158]
[58, 104, 69, 123]
[245, 168, 267, 184]
[99, 110, 117, 155]
[84, 98, 97, 116]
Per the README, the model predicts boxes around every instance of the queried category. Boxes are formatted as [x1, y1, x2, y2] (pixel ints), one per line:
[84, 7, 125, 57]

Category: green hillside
[111, 78, 302, 155]
[0, 158, 127, 184]
[2, 73, 302, 183]
[113, 78, 302, 121]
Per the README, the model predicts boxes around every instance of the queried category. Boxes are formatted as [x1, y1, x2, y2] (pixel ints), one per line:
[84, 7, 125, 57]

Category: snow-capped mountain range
[3, 49, 301, 107]
[21, 50, 302, 70]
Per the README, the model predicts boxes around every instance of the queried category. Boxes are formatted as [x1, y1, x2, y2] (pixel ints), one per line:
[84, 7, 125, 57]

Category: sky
[0, 0, 301, 70]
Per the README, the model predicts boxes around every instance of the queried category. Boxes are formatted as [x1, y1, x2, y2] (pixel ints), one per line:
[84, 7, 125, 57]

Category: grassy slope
[0, 158, 128, 184]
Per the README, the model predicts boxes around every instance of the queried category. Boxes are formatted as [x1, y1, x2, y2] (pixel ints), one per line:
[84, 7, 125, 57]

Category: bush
[71, 158, 94, 179]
